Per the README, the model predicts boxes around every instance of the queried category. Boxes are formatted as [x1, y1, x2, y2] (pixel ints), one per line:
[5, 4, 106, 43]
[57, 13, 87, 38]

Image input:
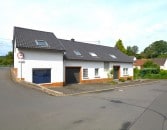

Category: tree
[115, 39, 126, 54]
[143, 40, 167, 58]
[0, 51, 13, 66]
[127, 45, 139, 56]
[143, 60, 159, 69]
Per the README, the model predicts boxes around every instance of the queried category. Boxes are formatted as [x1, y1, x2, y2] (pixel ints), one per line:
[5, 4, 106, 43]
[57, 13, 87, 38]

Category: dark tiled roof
[59, 39, 133, 63]
[13, 27, 65, 51]
[152, 58, 167, 66]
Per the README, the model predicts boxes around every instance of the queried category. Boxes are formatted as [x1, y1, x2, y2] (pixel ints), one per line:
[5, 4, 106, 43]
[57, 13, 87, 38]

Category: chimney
[71, 38, 75, 42]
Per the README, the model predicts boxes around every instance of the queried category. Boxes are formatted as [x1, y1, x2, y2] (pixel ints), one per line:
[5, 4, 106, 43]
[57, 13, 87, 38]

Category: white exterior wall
[14, 46, 64, 83]
[160, 60, 167, 70]
[64, 60, 133, 80]
[64, 60, 107, 80]
[110, 62, 133, 77]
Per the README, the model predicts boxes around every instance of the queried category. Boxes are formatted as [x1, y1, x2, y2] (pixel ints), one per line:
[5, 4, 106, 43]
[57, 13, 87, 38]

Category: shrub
[119, 78, 125, 82]
[140, 68, 160, 78]
[127, 77, 132, 80]
[134, 68, 141, 79]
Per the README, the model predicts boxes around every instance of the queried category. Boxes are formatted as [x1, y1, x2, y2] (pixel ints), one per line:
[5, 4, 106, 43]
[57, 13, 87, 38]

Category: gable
[13, 27, 65, 51]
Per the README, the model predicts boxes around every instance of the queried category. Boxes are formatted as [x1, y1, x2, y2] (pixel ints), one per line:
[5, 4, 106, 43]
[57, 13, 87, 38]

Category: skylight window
[73, 50, 82, 56]
[109, 54, 117, 59]
[35, 40, 48, 47]
[89, 52, 97, 57]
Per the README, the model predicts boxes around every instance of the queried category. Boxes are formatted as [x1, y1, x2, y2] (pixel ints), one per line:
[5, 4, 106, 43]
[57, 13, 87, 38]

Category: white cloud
[1, 0, 167, 54]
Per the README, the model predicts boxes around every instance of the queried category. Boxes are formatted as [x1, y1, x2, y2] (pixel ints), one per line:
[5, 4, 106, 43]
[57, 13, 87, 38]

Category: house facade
[13, 27, 133, 87]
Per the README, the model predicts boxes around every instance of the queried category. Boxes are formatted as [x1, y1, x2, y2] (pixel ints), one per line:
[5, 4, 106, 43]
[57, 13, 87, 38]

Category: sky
[0, 0, 167, 55]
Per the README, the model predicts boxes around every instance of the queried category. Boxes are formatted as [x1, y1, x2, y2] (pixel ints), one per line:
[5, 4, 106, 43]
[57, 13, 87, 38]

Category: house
[134, 58, 167, 70]
[13, 27, 134, 87]
[133, 59, 147, 69]
[152, 58, 167, 70]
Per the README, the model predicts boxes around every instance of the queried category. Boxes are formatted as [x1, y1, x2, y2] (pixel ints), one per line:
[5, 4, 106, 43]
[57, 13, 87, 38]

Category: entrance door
[113, 66, 120, 79]
[33, 69, 51, 84]
[65, 67, 80, 84]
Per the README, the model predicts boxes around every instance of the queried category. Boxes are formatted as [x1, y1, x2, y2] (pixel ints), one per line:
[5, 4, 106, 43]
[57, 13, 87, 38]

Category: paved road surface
[0, 67, 167, 130]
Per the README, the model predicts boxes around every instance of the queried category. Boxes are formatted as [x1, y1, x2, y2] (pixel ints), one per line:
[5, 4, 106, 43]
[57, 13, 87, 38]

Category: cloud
[1, 0, 167, 53]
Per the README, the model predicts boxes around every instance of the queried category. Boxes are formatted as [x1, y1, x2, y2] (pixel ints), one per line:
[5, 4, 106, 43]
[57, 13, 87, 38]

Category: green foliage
[143, 60, 160, 69]
[141, 70, 167, 79]
[134, 68, 141, 79]
[115, 39, 127, 54]
[140, 60, 160, 78]
[143, 40, 167, 58]
[127, 77, 132, 80]
[0, 51, 13, 66]
[127, 46, 139, 56]
[119, 78, 125, 82]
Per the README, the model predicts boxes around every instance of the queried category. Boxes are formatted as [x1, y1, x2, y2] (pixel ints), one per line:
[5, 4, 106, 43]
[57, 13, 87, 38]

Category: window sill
[94, 76, 100, 78]
[123, 75, 129, 76]
[83, 77, 89, 79]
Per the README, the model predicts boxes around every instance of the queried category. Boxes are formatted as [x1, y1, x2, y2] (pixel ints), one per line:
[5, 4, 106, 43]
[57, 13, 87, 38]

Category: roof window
[89, 52, 97, 57]
[35, 40, 48, 47]
[73, 50, 82, 56]
[109, 54, 117, 59]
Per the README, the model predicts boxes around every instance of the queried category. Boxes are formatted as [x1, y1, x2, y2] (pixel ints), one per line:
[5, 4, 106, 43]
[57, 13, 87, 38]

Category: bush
[159, 70, 167, 79]
[140, 68, 160, 78]
[134, 68, 140, 79]
[119, 78, 125, 82]
[127, 77, 132, 80]
[141, 70, 167, 79]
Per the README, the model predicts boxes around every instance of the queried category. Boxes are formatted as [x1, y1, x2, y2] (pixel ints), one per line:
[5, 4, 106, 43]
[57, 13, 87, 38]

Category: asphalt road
[0, 67, 167, 130]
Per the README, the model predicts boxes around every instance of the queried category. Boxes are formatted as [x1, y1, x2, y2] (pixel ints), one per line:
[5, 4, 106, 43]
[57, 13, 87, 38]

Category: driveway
[0, 67, 167, 130]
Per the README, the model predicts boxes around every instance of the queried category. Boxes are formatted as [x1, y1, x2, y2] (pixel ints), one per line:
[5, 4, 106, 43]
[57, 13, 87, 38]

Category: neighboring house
[152, 58, 167, 70]
[13, 27, 133, 87]
[134, 58, 167, 70]
[133, 59, 147, 69]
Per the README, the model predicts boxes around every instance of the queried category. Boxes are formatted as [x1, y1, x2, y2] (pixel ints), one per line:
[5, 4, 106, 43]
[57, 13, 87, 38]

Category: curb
[10, 68, 159, 96]
[65, 80, 159, 96]
[66, 88, 115, 96]
[10, 68, 65, 96]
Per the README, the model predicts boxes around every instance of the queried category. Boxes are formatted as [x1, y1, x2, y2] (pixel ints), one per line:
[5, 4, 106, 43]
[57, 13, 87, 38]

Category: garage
[65, 67, 80, 84]
[33, 69, 51, 84]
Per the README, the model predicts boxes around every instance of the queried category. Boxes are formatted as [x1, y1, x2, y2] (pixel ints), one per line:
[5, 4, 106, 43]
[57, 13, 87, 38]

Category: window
[83, 69, 88, 79]
[35, 40, 48, 47]
[123, 68, 128, 75]
[104, 62, 109, 71]
[109, 54, 117, 59]
[73, 50, 82, 56]
[89, 52, 97, 57]
[95, 68, 99, 77]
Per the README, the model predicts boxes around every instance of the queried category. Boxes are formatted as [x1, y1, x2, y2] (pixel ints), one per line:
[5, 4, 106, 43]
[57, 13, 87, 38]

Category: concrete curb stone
[10, 68, 159, 96]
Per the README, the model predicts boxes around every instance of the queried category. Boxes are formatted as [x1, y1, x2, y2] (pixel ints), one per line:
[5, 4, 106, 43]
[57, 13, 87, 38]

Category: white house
[13, 27, 133, 87]
[152, 58, 167, 70]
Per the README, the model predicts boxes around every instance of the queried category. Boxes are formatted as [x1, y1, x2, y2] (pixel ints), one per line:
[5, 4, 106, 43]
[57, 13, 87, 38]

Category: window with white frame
[104, 62, 109, 71]
[123, 68, 128, 75]
[83, 68, 88, 79]
[95, 68, 99, 77]
[35, 40, 48, 47]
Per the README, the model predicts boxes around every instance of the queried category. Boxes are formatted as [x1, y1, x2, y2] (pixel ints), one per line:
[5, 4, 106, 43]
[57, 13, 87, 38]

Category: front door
[113, 66, 120, 79]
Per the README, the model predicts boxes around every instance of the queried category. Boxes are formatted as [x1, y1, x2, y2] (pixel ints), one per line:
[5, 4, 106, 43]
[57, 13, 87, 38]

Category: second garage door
[65, 67, 80, 84]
